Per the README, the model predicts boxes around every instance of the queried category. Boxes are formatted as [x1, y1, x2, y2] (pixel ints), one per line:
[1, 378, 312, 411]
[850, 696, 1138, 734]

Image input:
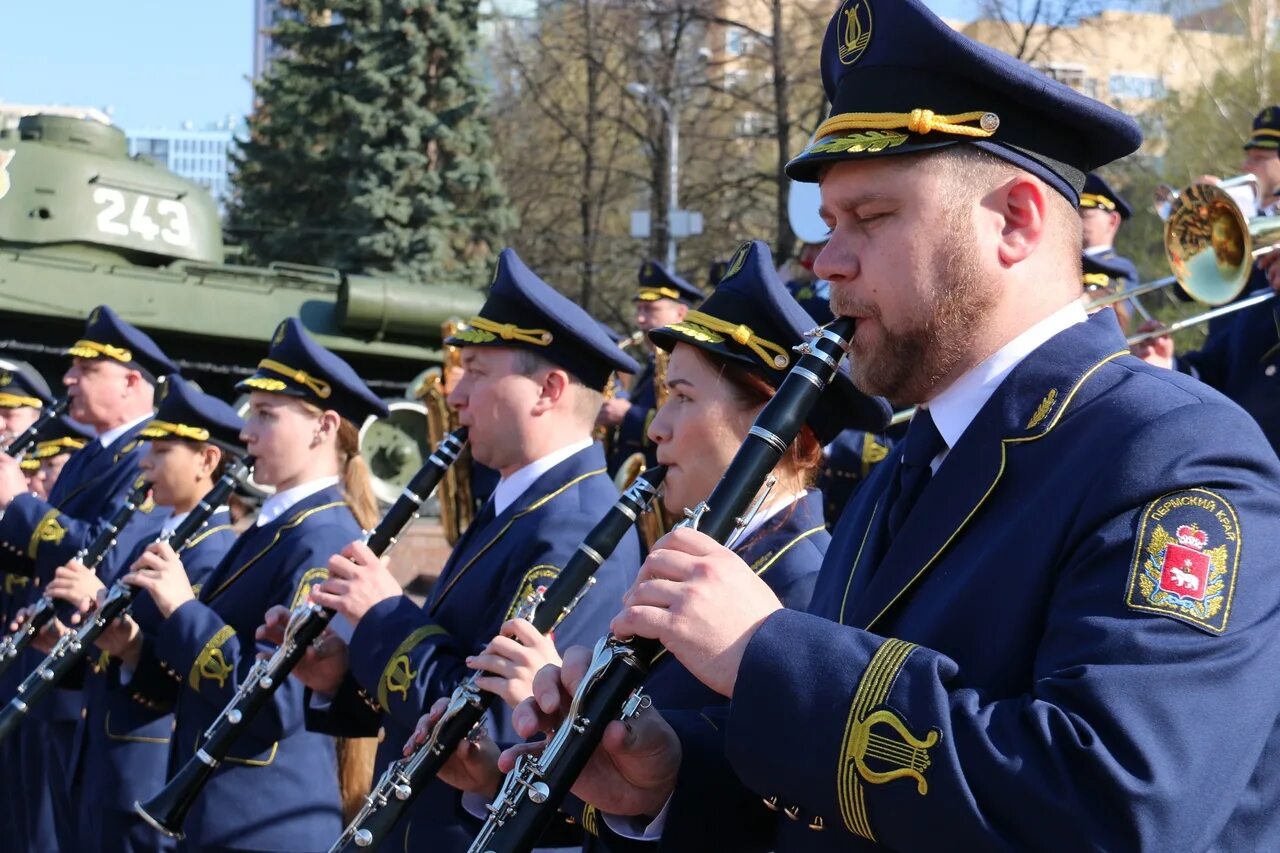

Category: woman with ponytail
[111, 317, 388, 852]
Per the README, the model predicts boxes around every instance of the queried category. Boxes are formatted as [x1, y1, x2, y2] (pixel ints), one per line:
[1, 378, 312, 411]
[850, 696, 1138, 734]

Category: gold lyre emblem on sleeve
[846, 708, 939, 795]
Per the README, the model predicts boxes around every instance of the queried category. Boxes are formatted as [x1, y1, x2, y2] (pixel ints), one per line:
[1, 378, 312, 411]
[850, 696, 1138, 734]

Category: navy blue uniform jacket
[129, 487, 355, 850]
[609, 356, 659, 474]
[308, 442, 641, 853]
[1179, 285, 1280, 458]
[75, 509, 237, 821]
[575, 491, 828, 844]
[647, 311, 1280, 851]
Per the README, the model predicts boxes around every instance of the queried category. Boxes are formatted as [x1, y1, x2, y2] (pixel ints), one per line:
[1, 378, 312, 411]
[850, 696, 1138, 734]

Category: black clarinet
[5, 396, 69, 459]
[135, 428, 469, 840]
[467, 319, 856, 853]
[331, 465, 667, 852]
[0, 457, 253, 742]
[0, 476, 153, 681]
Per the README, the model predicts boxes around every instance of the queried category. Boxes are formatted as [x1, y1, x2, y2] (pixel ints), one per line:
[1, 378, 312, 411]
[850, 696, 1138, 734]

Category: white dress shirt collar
[491, 438, 594, 517]
[1082, 244, 1112, 257]
[160, 511, 190, 540]
[255, 475, 341, 527]
[733, 490, 808, 548]
[98, 413, 152, 449]
[924, 300, 1088, 472]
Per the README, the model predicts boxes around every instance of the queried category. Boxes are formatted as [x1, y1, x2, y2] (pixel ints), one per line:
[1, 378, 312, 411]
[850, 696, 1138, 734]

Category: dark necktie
[886, 409, 946, 539]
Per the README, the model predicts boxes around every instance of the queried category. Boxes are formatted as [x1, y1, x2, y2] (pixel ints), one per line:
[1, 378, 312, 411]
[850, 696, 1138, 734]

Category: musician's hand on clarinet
[311, 540, 400, 626]
[255, 605, 348, 694]
[28, 611, 68, 655]
[612, 527, 782, 699]
[465, 618, 562, 709]
[506, 645, 681, 818]
[404, 697, 504, 796]
[124, 541, 193, 619]
[45, 559, 105, 622]
[1131, 319, 1175, 368]
[92, 587, 142, 665]
[0, 454, 29, 508]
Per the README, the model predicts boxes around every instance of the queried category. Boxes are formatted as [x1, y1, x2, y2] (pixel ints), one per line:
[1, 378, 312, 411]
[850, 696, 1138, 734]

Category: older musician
[503, 1, 1280, 850]
[0, 306, 174, 853]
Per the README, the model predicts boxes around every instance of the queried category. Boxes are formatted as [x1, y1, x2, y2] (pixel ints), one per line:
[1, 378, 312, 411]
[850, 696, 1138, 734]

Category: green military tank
[0, 113, 483, 499]
[0, 113, 481, 397]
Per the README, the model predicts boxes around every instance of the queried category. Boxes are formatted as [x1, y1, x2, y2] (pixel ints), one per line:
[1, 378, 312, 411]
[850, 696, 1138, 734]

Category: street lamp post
[626, 82, 679, 270]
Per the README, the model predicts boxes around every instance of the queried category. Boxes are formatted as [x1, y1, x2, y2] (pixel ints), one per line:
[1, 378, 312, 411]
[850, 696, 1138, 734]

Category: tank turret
[0, 114, 223, 265]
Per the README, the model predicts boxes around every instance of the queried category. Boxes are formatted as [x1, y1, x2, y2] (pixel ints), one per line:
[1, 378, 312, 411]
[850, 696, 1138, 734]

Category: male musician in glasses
[598, 262, 702, 477]
[1133, 106, 1280, 457]
[268, 249, 643, 852]
[0, 305, 174, 853]
[501, 1, 1280, 850]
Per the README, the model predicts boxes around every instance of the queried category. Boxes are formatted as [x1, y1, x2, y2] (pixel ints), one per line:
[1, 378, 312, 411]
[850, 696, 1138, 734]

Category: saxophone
[415, 320, 474, 545]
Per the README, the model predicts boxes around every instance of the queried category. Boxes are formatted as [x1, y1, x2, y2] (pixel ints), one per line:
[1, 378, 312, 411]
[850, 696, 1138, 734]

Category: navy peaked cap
[1082, 252, 1132, 292]
[649, 239, 891, 442]
[0, 360, 52, 409]
[67, 305, 178, 383]
[786, 0, 1143, 204]
[636, 261, 703, 305]
[24, 415, 94, 469]
[1246, 106, 1280, 150]
[237, 317, 388, 424]
[142, 376, 245, 452]
[1080, 173, 1132, 219]
[446, 248, 641, 391]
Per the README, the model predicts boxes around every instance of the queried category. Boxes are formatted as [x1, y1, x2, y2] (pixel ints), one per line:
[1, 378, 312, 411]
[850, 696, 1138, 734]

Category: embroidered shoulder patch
[291, 567, 329, 609]
[1125, 488, 1240, 634]
[506, 565, 561, 621]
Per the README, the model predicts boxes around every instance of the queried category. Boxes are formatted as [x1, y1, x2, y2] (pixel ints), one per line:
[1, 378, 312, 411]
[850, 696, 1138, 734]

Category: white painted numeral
[128, 196, 160, 240]
[93, 188, 193, 247]
[92, 188, 129, 236]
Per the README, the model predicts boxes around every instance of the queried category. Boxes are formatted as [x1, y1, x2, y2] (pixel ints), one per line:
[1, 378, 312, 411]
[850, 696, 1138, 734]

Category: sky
[0, 0, 985, 133]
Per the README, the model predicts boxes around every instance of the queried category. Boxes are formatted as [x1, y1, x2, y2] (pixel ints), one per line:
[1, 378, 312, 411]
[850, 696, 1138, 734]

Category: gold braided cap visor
[32, 438, 88, 459]
[67, 340, 132, 364]
[448, 317, 554, 347]
[1079, 193, 1117, 212]
[659, 309, 791, 370]
[0, 393, 44, 409]
[241, 358, 332, 399]
[635, 287, 683, 303]
[140, 420, 212, 442]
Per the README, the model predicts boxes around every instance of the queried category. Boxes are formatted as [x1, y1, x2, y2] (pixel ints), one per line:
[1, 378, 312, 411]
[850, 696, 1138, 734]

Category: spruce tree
[337, 0, 514, 286]
[227, 0, 365, 267]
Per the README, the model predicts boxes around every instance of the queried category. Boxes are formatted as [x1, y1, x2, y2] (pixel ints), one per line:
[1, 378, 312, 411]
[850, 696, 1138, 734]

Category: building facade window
[1109, 74, 1165, 100]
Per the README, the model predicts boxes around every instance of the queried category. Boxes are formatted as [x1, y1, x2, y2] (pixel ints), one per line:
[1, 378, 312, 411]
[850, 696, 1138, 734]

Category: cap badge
[838, 0, 873, 66]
